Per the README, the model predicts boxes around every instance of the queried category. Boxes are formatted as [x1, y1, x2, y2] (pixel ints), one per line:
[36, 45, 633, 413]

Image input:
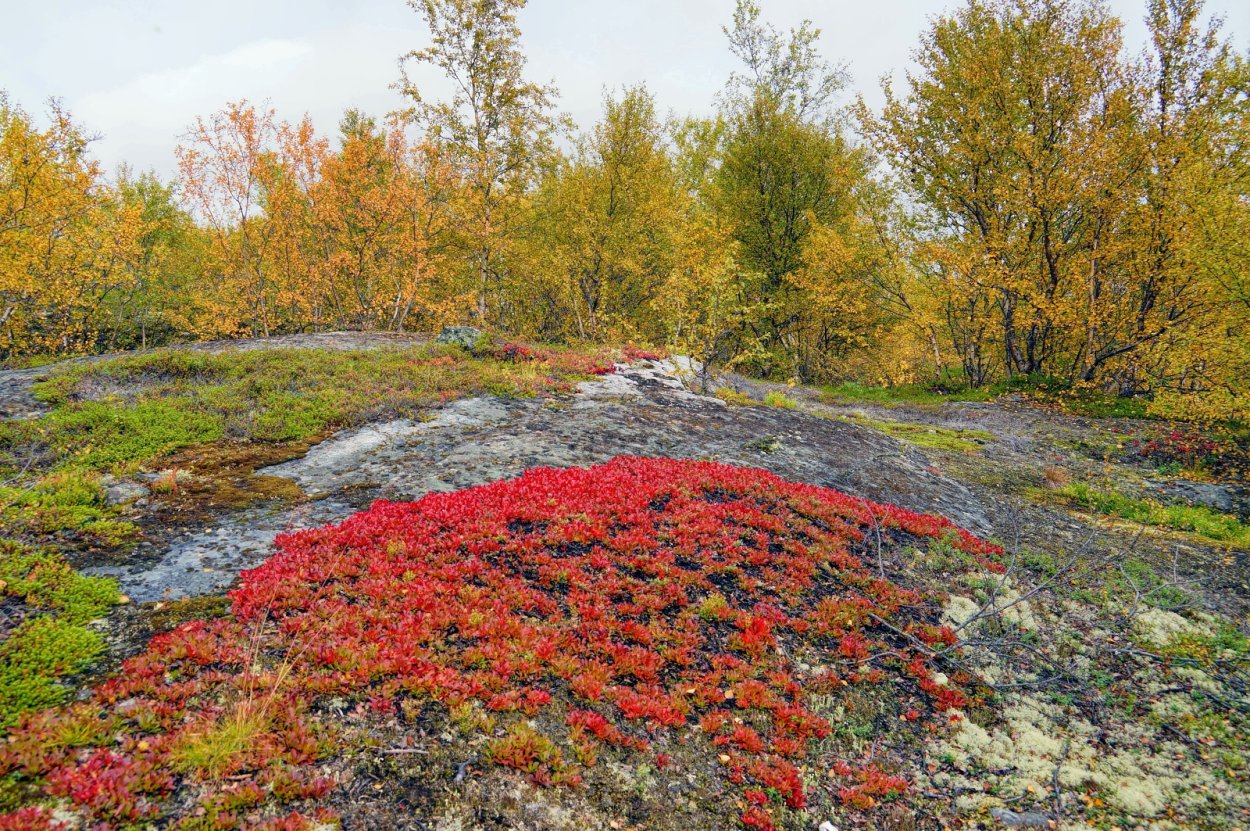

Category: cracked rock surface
[86, 360, 991, 602]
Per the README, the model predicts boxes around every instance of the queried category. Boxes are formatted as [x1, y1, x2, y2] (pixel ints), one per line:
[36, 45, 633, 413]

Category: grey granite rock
[86, 360, 992, 602]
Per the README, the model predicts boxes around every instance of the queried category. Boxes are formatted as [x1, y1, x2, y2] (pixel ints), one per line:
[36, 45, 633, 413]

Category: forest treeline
[2, 0, 1249, 418]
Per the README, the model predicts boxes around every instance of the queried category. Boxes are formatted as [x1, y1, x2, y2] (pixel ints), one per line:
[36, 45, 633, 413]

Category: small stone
[104, 480, 149, 506]
[435, 326, 487, 353]
[746, 434, 783, 454]
[819, 823, 839, 831]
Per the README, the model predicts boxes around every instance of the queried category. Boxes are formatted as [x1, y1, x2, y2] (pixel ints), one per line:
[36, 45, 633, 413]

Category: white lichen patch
[922, 687, 1242, 831]
[1173, 665, 1222, 693]
[1097, 720, 1233, 823]
[944, 573, 1039, 632]
[436, 780, 582, 830]
[944, 595, 981, 627]
[930, 696, 1106, 797]
[1134, 607, 1211, 645]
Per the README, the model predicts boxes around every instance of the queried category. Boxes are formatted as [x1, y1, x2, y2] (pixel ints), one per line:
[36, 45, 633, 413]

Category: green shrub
[0, 470, 139, 542]
[0, 542, 119, 726]
[0, 617, 106, 726]
[763, 390, 798, 409]
[41, 399, 224, 471]
[1059, 484, 1250, 547]
[1, 471, 112, 536]
[0, 541, 119, 623]
[249, 391, 343, 441]
[714, 387, 755, 406]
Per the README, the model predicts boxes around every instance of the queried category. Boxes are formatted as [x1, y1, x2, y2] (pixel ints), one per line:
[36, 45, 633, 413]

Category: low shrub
[763, 390, 798, 409]
[0, 541, 119, 726]
[1126, 430, 1249, 481]
[0, 457, 1002, 828]
[714, 386, 755, 406]
[1058, 483, 1250, 547]
[0, 617, 105, 726]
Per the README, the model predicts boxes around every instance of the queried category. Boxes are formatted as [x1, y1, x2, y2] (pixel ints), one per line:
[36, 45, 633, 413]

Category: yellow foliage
[0, 96, 144, 358]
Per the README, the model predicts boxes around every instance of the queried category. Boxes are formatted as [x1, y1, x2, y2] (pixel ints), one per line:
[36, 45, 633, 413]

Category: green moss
[1057, 483, 1250, 547]
[149, 595, 231, 632]
[0, 617, 106, 727]
[1157, 624, 1250, 665]
[844, 415, 993, 453]
[0, 541, 119, 727]
[0, 541, 119, 623]
[763, 390, 798, 409]
[0, 470, 137, 542]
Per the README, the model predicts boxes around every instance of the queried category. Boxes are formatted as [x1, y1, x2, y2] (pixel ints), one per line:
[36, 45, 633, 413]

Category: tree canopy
[2, 0, 1247, 419]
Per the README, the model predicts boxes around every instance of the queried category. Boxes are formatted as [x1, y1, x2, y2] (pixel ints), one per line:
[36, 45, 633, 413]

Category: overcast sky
[4, 0, 1249, 179]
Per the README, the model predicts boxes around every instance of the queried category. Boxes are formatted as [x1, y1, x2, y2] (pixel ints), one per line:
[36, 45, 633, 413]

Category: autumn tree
[0, 94, 143, 358]
[866, 0, 1143, 384]
[1120, 0, 1250, 403]
[865, 0, 1250, 401]
[397, 0, 561, 328]
[657, 205, 743, 390]
[304, 111, 455, 331]
[710, 1, 882, 380]
[178, 101, 462, 337]
[108, 168, 205, 348]
[652, 115, 752, 380]
[263, 115, 326, 329]
[176, 101, 289, 337]
[522, 85, 679, 341]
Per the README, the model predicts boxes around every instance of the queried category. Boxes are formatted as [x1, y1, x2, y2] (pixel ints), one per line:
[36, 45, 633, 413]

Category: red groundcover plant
[1127, 430, 1249, 480]
[0, 458, 1001, 830]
